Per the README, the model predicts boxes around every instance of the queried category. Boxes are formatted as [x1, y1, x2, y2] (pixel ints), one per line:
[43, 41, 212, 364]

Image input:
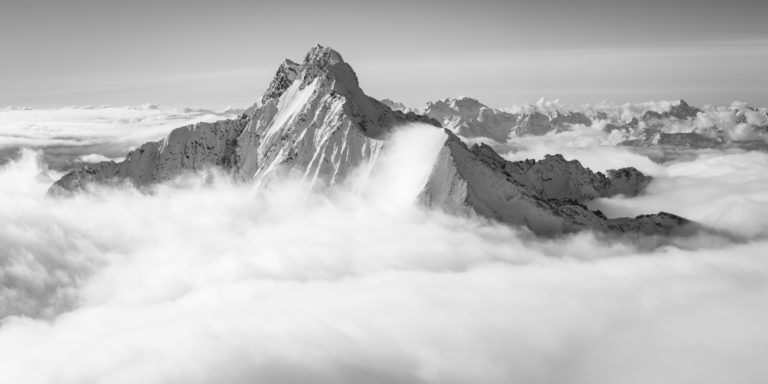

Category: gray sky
[2, 0, 767, 109]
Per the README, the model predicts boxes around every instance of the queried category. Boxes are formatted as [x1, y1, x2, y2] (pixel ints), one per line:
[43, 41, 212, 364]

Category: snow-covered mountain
[235, 48, 438, 184]
[52, 45, 438, 191]
[50, 45, 695, 237]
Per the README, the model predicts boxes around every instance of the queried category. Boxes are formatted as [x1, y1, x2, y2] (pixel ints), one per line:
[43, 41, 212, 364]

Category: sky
[2, 0, 768, 109]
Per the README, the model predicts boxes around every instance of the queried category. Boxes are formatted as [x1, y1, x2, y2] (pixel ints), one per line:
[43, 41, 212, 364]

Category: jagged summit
[304, 44, 344, 65]
[299, 45, 360, 95]
[303, 44, 348, 74]
[259, 45, 361, 103]
[668, 98, 701, 120]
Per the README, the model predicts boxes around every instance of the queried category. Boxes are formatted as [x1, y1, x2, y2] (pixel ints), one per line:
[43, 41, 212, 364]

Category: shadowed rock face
[419, 131, 692, 237]
[50, 45, 694, 237]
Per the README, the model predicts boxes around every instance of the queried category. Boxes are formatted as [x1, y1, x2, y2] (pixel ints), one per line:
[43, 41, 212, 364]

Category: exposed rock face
[51, 45, 439, 193]
[419, 131, 691, 236]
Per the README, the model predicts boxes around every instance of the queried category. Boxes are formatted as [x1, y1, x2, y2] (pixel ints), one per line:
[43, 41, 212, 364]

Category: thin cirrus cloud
[0, 117, 767, 383]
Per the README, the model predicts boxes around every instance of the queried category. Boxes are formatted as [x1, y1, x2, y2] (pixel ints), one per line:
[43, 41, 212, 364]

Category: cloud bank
[1, 120, 768, 383]
[0, 105, 242, 169]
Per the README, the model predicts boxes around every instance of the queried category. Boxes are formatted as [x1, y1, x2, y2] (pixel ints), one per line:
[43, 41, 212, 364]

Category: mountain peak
[669, 98, 701, 119]
[261, 45, 361, 104]
[450, 97, 487, 110]
[303, 44, 345, 67]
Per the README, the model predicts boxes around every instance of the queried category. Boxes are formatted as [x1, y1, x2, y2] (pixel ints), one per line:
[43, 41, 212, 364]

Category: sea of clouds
[1, 108, 767, 383]
[0, 104, 242, 169]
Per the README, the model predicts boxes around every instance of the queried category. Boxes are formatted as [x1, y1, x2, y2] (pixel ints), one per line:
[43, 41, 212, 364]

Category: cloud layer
[0, 105, 241, 169]
[1, 116, 768, 383]
[1, 97, 768, 384]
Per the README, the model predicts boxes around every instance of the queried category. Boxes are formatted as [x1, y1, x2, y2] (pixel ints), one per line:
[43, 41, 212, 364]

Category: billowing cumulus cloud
[1, 116, 767, 383]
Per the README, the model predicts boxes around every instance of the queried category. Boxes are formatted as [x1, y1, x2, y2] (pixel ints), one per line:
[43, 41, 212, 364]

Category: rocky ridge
[419, 131, 691, 236]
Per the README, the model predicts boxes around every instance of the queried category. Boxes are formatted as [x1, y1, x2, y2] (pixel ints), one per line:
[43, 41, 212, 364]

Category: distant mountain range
[384, 97, 768, 150]
[50, 45, 715, 237]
